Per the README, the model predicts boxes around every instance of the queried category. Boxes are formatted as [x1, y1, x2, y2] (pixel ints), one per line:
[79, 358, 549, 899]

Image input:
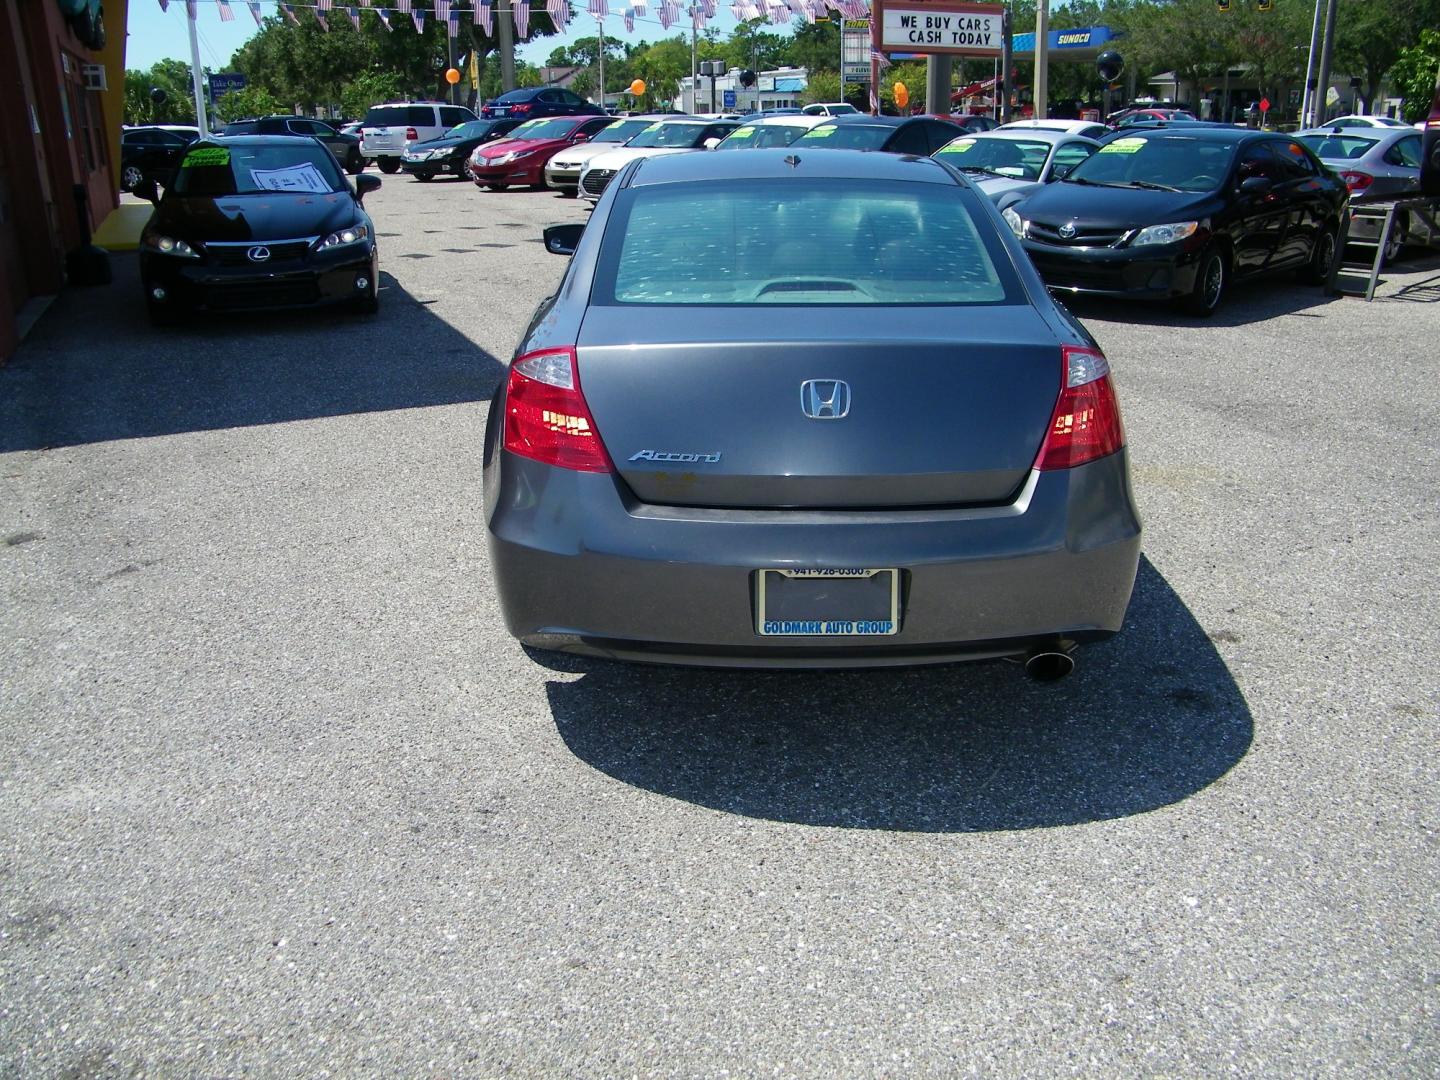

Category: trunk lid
[576, 306, 1061, 509]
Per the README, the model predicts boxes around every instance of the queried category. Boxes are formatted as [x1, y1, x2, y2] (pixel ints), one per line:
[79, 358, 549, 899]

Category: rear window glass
[495, 89, 539, 104]
[223, 121, 259, 135]
[598, 179, 1016, 306]
[796, 124, 893, 150]
[1296, 134, 1378, 160]
[363, 106, 432, 127]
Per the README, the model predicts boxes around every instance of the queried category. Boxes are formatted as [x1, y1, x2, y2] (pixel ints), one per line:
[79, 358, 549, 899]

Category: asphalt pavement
[1, 171, 1437, 1078]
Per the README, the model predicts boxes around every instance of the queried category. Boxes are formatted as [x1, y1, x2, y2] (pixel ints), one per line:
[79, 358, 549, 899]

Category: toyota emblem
[247, 245, 271, 263]
[1057, 223, 1077, 240]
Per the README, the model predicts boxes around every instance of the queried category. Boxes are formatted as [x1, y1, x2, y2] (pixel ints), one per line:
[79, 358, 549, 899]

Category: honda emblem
[800, 379, 851, 420]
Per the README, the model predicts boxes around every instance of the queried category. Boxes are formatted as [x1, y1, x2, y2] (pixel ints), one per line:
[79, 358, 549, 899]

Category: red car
[469, 115, 616, 191]
[1109, 107, 1198, 129]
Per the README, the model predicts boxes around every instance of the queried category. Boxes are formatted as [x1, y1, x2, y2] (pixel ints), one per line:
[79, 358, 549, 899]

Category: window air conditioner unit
[82, 64, 107, 91]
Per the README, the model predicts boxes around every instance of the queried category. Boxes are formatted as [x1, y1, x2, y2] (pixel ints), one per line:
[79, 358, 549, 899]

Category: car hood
[1014, 181, 1216, 227]
[410, 134, 482, 151]
[475, 136, 566, 160]
[549, 141, 630, 167]
[585, 146, 694, 170]
[972, 175, 1043, 200]
[156, 192, 360, 242]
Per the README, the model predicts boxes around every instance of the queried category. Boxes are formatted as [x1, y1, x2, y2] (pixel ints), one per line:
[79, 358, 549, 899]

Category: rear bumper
[140, 246, 377, 312]
[1021, 239, 1201, 300]
[485, 450, 1142, 668]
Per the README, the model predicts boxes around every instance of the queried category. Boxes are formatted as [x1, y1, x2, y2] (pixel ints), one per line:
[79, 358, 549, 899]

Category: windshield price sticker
[732, 126, 755, 138]
[183, 147, 230, 167]
[805, 127, 838, 138]
[642, 122, 663, 133]
[1100, 137, 1146, 154]
[249, 163, 332, 193]
[943, 139, 977, 154]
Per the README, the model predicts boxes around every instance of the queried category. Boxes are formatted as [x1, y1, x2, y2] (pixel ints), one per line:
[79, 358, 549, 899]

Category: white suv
[360, 101, 476, 173]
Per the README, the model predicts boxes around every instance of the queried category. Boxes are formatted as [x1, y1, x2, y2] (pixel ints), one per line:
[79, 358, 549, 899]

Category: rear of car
[1298, 128, 1424, 259]
[481, 86, 602, 120]
[484, 150, 1141, 668]
[360, 103, 476, 172]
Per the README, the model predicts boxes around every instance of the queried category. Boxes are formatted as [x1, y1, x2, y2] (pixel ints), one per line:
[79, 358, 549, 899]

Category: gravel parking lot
[2, 173, 1437, 1077]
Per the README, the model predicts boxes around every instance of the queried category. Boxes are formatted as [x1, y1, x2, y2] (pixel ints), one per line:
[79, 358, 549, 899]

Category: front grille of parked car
[1027, 221, 1129, 247]
[205, 239, 315, 267]
[206, 282, 319, 310]
[581, 169, 616, 196]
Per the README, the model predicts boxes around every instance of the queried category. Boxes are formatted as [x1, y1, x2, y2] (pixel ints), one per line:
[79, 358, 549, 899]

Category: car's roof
[818, 114, 910, 128]
[951, 128, 1075, 145]
[199, 135, 326, 146]
[1100, 125, 1266, 144]
[1296, 125, 1407, 142]
[747, 115, 831, 128]
[629, 146, 959, 187]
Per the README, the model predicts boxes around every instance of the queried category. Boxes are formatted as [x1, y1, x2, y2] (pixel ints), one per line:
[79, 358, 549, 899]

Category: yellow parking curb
[93, 203, 154, 252]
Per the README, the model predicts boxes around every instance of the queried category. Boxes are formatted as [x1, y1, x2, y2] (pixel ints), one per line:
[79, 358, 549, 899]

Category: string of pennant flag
[159, 0, 874, 39]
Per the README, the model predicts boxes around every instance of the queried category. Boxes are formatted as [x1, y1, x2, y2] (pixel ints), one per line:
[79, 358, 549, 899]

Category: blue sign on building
[723, 89, 737, 108]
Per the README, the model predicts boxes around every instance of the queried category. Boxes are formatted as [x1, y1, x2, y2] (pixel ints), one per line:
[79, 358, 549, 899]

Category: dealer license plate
[756, 569, 899, 637]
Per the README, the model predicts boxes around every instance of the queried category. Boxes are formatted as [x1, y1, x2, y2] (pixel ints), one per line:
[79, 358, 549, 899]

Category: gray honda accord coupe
[483, 149, 1142, 675]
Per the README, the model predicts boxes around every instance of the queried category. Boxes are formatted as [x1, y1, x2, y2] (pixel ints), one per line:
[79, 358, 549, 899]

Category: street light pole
[1313, 0, 1339, 126]
[1032, 0, 1048, 119]
[1299, 0, 1323, 126]
[185, 4, 209, 137]
[497, 0, 516, 93]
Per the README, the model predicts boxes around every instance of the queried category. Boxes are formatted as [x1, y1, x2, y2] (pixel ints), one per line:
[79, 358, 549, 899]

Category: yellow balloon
[630, 79, 647, 96]
[893, 81, 909, 110]
[445, 67, 462, 85]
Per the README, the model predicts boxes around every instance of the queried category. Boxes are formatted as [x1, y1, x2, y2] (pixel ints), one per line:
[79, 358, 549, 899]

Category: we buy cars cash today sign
[877, 0, 1004, 56]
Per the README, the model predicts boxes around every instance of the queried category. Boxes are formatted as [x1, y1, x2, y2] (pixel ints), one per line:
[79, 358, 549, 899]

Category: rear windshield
[223, 121, 259, 135]
[936, 137, 1052, 179]
[1296, 133, 1378, 160]
[494, 89, 539, 104]
[716, 124, 810, 150]
[363, 105, 431, 127]
[594, 118, 656, 144]
[171, 143, 346, 196]
[1067, 135, 1234, 192]
[627, 122, 710, 148]
[597, 179, 1016, 306]
[796, 124, 892, 150]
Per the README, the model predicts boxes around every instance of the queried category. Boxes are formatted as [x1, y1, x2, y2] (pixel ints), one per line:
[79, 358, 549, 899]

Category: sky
[125, 0, 758, 74]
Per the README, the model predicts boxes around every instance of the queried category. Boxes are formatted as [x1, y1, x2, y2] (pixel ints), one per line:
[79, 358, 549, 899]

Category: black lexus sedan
[136, 136, 381, 325]
[401, 118, 523, 180]
[1002, 128, 1348, 315]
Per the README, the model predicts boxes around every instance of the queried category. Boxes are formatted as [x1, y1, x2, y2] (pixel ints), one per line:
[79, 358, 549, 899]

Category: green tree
[123, 60, 198, 124]
[802, 70, 843, 106]
[1334, 0, 1440, 112]
[1388, 27, 1440, 121]
[339, 70, 404, 120]
[215, 85, 284, 123]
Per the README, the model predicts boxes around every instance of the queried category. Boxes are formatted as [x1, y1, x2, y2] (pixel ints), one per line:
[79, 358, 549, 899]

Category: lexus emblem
[1057, 223, 1077, 239]
[800, 379, 851, 420]
[246, 245, 271, 263]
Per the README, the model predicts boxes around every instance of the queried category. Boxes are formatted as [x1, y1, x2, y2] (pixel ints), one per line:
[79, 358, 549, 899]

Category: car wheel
[377, 158, 400, 174]
[1181, 245, 1226, 317]
[121, 164, 144, 192]
[486, 182, 507, 191]
[415, 170, 435, 182]
[146, 299, 181, 327]
[1301, 223, 1339, 284]
[345, 150, 364, 175]
[558, 188, 576, 198]
[1380, 213, 1408, 267]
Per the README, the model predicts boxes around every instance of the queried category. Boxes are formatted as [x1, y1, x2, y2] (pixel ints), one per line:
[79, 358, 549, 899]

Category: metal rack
[1326, 195, 1440, 301]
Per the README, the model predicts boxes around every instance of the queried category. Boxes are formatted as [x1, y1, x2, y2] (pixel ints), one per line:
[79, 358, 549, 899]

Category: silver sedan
[932, 128, 1101, 209]
[1296, 126, 1424, 261]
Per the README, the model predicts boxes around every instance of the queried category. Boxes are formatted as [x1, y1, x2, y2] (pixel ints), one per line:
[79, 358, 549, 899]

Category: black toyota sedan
[401, 118, 524, 180]
[1002, 128, 1348, 315]
[136, 136, 381, 325]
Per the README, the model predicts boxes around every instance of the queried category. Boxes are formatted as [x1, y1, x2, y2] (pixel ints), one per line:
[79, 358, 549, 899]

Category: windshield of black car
[1296, 133, 1378, 160]
[505, 118, 580, 141]
[446, 122, 493, 139]
[626, 122, 711, 148]
[935, 137, 1052, 179]
[1066, 135, 1233, 192]
[595, 119, 653, 143]
[171, 143, 346, 196]
[795, 124, 892, 150]
[598, 178, 1017, 306]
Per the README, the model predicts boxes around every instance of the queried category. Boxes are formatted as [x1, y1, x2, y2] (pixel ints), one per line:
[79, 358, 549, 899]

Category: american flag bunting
[411, 7, 424, 29]
[348, 5, 362, 26]
[512, 0, 529, 36]
[216, 0, 235, 19]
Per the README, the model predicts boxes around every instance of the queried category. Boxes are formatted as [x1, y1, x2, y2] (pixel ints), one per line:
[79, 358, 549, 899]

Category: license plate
[756, 569, 899, 637]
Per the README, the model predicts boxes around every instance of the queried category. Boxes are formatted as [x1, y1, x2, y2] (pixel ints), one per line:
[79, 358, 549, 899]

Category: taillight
[502, 346, 613, 473]
[1340, 170, 1372, 193]
[511, 103, 532, 114]
[405, 127, 418, 141]
[1034, 345, 1125, 470]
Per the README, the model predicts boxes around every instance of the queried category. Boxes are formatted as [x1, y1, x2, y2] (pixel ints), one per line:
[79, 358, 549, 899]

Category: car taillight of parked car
[1034, 346, 1125, 470]
[502, 347, 614, 473]
[1339, 170, 1373, 193]
[406, 127, 418, 141]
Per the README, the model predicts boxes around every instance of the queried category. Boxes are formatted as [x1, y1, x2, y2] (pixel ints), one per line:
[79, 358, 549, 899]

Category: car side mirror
[703, 137, 721, 150]
[571, 134, 590, 143]
[133, 176, 160, 205]
[354, 174, 382, 201]
[543, 222, 584, 256]
[1049, 163, 1072, 181]
[1239, 175, 1272, 194]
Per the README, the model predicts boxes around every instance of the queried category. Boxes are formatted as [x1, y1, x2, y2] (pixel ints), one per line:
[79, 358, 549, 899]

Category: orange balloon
[629, 79, 647, 96]
[445, 67, 462, 85]
[893, 81, 909, 109]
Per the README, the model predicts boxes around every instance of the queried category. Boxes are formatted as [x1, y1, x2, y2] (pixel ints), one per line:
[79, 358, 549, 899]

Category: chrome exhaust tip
[1024, 649, 1075, 682]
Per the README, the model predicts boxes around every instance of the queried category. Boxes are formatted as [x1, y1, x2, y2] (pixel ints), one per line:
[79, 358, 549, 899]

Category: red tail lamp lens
[1035, 345, 1126, 470]
[502, 347, 613, 473]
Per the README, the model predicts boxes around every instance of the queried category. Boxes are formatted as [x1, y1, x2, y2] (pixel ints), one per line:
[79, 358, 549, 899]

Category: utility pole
[1312, 0, 1338, 126]
[598, 20, 606, 110]
[999, 4, 1012, 122]
[690, 6, 698, 113]
[1032, 0, 1048, 119]
[1299, 0, 1323, 126]
[926, 55, 952, 117]
[185, 4, 209, 136]
[497, 0, 516, 92]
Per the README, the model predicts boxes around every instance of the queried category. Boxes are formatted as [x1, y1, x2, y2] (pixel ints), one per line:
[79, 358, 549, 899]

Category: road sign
[723, 89, 736, 108]
[1259, 97, 1270, 113]
[877, 1, 1004, 57]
